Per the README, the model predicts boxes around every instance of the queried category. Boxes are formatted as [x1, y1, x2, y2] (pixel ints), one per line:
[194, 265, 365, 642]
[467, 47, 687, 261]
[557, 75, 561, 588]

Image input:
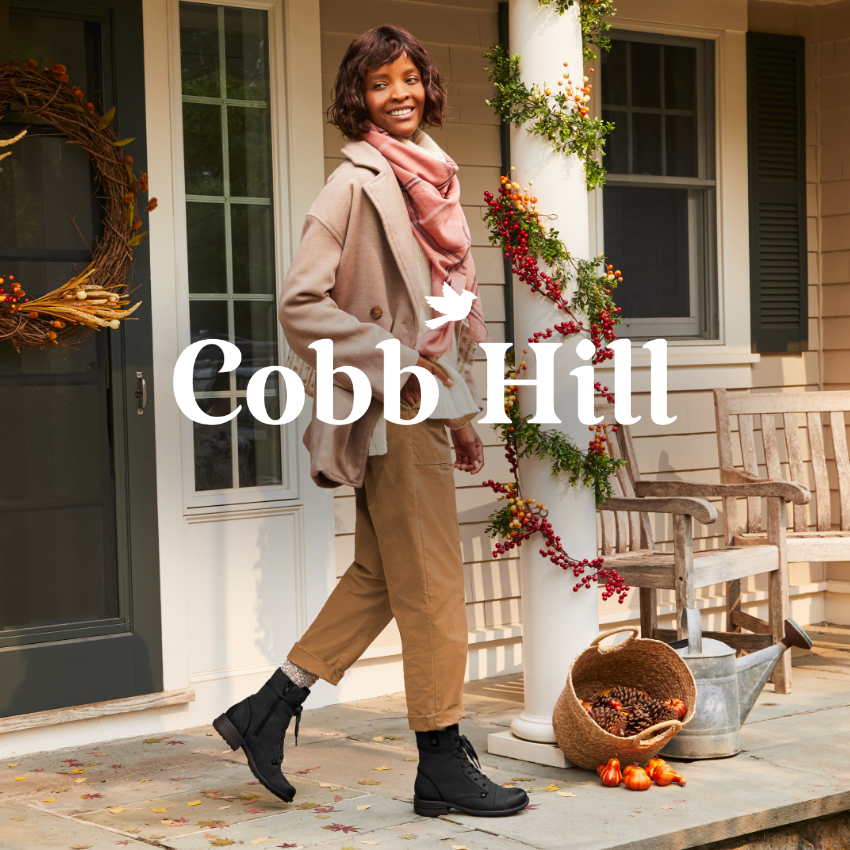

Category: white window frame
[588, 15, 759, 384]
[169, 0, 300, 510]
[596, 29, 717, 341]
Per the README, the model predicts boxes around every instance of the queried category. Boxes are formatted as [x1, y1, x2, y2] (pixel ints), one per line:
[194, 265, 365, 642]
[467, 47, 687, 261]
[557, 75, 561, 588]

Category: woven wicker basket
[553, 626, 697, 771]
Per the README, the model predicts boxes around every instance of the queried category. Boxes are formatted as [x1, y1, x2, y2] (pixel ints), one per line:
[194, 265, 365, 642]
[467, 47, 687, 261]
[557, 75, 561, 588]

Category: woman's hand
[450, 424, 484, 474]
[401, 356, 453, 406]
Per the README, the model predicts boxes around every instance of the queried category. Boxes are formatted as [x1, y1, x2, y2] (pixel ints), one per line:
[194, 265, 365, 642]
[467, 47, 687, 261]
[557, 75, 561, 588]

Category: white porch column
[488, 0, 599, 768]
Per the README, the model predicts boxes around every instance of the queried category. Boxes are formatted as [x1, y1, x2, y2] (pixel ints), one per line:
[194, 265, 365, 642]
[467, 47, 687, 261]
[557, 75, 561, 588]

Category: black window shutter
[747, 32, 808, 353]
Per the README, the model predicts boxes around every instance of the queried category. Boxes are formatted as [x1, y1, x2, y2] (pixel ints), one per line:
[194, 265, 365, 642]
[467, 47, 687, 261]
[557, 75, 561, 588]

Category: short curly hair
[328, 25, 448, 140]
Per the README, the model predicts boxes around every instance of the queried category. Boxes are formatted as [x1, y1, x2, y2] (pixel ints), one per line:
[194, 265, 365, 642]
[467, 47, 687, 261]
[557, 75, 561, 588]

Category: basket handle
[633, 720, 682, 749]
[590, 626, 640, 654]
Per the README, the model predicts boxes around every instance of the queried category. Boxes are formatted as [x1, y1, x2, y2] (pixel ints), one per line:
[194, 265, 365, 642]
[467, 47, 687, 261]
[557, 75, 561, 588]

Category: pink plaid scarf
[362, 122, 490, 358]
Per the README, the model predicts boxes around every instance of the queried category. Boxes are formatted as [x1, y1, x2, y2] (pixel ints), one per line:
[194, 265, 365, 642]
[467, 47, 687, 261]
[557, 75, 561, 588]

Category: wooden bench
[593, 403, 810, 693]
[714, 389, 850, 669]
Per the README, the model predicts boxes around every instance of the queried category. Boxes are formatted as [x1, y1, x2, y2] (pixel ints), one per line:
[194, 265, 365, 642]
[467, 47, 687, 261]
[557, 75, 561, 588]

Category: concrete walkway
[2, 629, 850, 850]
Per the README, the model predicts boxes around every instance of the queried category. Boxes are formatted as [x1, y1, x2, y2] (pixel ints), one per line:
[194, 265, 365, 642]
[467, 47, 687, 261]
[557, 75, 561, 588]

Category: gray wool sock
[280, 659, 318, 689]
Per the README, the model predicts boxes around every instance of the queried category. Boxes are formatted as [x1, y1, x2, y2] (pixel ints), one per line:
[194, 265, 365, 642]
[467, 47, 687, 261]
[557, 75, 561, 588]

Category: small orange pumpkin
[623, 763, 651, 791]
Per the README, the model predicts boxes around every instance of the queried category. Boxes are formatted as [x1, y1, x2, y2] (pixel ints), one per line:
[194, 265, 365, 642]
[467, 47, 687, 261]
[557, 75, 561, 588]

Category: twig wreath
[481, 0, 632, 602]
[0, 60, 155, 351]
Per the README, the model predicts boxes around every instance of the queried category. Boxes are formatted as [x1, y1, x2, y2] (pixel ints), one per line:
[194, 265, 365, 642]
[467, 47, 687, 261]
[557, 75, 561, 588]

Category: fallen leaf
[143, 738, 163, 745]
[372, 736, 385, 742]
[202, 789, 224, 799]
[75, 778, 88, 784]
[11, 818, 26, 822]
[82, 762, 102, 767]
[314, 806, 335, 813]
[318, 784, 343, 791]
[161, 819, 174, 825]
[545, 784, 560, 792]
[523, 804, 539, 811]
[358, 780, 381, 786]
[198, 820, 229, 829]
[556, 791, 576, 797]
[166, 741, 186, 746]
[501, 782, 516, 787]
[109, 807, 125, 814]
[402, 757, 419, 762]
[249, 839, 270, 845]
[323, 824, 361, 834]
[245, 808, 265, 814]
[334, 795, 344, 802]
[127, 830, 140, 834]
[187, 799, 202, 806]
[81, 793, 104, 799]
[154, 805, 170, 811]
[138, 779, 151, 783]
[43, 798, 56, 803]
[320, 731, 342, 736]
[356, 805, 371, 811]
[296, 801, 321, 810]
[372, 766, 390, 771]
[170, 817, 189, 826]
[316, 814, 330, 819]
[13, 776, 26, 781]
[295, 767, 321, 775]
[70, 845, 91, 849]
[399, 835, 417, 840]
[660, 805, 675, 810]
[71, 769, 86, 774]
[513, 777, 533, 781]
[6, 763, 19, 767]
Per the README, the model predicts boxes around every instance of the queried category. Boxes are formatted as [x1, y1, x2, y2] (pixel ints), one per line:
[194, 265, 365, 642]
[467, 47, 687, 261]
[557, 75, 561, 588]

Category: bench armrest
[635, 474, 810, 505]
[598, 496, 717, 525]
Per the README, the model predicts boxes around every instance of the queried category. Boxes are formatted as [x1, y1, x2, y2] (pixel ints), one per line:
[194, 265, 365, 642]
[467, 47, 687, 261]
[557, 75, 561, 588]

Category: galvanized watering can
[661, 609, 812, 759]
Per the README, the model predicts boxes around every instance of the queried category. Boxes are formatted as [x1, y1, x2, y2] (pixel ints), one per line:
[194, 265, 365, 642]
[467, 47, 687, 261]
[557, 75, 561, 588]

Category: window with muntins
[179, 2, 283, 493]
[601, 31, 717, 340]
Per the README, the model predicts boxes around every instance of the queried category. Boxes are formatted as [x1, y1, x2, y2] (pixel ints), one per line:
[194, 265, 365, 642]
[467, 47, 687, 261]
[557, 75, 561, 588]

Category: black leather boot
[213, 669, 309, 802]
[413, 725, 529, 817]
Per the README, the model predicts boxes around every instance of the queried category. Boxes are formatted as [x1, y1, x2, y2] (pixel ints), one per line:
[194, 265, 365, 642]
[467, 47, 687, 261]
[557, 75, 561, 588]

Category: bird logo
[424, 282, 477, 330]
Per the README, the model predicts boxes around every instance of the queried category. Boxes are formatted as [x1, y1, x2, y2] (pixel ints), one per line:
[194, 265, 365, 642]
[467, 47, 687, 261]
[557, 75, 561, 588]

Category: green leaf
[128, 230, 148, 247]
[125, 202, 134, 227]
[62, 103, 86, 113]
[112, 137, 136, 147]
[97, 106, 116, 131]
[125, 163, 134, 185]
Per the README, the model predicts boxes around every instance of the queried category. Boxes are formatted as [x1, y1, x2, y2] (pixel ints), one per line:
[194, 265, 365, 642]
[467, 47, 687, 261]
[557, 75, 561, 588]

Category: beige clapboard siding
[320, 0, 521, 644]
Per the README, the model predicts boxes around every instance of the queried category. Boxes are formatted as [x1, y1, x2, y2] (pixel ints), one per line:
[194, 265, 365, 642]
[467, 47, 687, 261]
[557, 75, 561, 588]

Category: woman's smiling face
[363, 54, 425, 139]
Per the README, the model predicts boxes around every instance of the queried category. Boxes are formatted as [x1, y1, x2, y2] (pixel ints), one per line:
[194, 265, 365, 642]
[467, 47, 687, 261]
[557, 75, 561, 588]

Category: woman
[214, 25, 528, 819]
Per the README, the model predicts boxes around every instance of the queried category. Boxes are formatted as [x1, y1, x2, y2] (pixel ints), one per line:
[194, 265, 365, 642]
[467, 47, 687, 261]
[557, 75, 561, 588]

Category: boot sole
[213, 713, 296, 803]
[413, 795, 529, 818]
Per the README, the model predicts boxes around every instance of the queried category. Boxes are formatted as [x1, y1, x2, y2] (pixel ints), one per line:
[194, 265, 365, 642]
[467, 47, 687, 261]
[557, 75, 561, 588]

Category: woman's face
[363, 54, 425, 139]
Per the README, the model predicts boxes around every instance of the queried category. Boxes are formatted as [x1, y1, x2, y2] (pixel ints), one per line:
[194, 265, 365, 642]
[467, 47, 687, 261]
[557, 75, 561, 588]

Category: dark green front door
[0, 0, 162, 716]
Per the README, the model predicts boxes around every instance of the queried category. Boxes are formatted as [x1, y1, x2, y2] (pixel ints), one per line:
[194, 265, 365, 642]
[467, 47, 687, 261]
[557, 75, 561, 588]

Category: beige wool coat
[279, 139, 484, 489]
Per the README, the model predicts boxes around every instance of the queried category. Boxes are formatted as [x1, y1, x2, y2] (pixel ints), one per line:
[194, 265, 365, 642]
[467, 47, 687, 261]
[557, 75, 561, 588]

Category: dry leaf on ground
[358, 780, 381, 786]
[249, 838, 270, 845]
[6, 763, 19, 767]
[372, 766, 390, 771]
[152, 808, 167, 813]
[372, 736, 385, 742]
[13, 776, 26, 781]
[108, 807, 125, 813]
[402, 757, 418, 762]
[75, 778, 87, 784]
[187, 799, 202, 806]
[556, 792, 576, 797]
[209, 840, 236, 847]
[660, 805, 675, 810]
[43, 798, 55, 803]
[399, 835, 417, 840]
[355, 805, 371, 811]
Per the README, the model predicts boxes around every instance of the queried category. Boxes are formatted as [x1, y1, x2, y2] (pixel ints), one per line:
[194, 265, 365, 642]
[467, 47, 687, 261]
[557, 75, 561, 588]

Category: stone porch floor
[2, 627, 850, 850]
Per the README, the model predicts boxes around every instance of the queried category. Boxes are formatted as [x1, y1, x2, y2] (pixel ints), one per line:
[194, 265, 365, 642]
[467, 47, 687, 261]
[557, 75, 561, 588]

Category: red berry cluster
[481, 479, 630, 603]
[0, 276, 30, 312]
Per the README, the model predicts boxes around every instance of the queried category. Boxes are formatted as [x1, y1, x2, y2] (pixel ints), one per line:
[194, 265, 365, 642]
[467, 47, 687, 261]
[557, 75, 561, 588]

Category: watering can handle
[634, 719, 682, 748]
[681, 608, 703, 655]
[590, 626, 640, 654]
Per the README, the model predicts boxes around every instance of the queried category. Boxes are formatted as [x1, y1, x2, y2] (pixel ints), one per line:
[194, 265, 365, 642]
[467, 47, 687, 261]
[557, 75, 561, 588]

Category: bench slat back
[714, 389, 850, 535]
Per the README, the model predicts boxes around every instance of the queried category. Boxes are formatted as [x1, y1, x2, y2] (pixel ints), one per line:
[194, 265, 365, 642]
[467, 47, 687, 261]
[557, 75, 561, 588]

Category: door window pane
[180, 2, 281, 493]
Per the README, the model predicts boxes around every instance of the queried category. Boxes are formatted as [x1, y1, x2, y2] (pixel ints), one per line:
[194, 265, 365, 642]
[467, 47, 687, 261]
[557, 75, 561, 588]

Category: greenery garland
[484, 46, 613, 191]
[480, 0, 631, 603]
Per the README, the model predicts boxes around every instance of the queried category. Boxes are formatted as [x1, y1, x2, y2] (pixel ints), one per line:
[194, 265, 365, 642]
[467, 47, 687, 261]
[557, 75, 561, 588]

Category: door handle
[135, 371, 147, 415]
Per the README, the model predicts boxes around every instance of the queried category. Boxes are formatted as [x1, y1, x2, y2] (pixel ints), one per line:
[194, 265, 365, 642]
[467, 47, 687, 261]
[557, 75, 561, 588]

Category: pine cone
[624, 704, 654, 736]
[588, 690, 613, 708]
[609, 685, 652, 709]
[589, 705, 627, 737]
[645, 700, 679, 726]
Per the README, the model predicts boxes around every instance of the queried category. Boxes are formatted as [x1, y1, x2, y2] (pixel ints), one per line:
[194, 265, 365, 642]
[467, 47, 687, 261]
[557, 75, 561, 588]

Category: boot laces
[276, 703, 301, 764]
[453, 734, 486, 785]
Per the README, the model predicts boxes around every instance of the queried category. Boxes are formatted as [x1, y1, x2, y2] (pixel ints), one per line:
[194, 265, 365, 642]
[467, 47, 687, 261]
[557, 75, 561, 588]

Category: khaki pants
[289, 406, 468, 731]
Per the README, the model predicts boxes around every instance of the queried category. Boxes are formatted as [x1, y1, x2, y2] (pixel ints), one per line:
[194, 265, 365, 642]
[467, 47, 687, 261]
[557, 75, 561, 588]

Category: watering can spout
[736, 619, 813, 725]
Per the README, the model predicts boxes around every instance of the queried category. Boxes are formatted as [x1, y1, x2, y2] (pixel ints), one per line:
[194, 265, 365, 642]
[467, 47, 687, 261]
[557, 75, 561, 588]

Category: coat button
[370, 307, 383, 319]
